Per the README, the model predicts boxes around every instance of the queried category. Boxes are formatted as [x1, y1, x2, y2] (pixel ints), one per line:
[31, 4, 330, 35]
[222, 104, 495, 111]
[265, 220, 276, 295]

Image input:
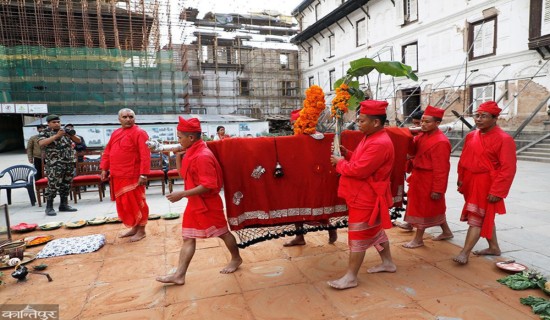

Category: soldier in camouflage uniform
[38, 114, 82, 216]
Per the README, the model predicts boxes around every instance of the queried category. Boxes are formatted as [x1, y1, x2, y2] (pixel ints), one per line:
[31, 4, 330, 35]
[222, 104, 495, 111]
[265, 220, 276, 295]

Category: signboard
[0, 103, 15, 113]
[28, 104, 48, 113]
[0, 103, 48, 114]
[15, 104, 29, 114]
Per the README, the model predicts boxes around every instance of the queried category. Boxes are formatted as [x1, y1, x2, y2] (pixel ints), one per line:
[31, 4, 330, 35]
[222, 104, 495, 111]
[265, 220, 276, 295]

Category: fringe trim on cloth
[227, 205, 348, 227]
[350, 229, 388, 253]
[182, 225, 229, 239]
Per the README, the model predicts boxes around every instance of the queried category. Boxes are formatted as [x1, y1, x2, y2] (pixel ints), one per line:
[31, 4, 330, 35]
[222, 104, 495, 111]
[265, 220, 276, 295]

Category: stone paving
[0, 150, 549, 319]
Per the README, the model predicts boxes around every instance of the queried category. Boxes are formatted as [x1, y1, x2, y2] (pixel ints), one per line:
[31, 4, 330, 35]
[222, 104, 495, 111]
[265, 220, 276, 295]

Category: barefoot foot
[130, 232, 146, 242]
[283, 238, 306, 247]
[473, 248, 501, 256]
[432, 233, 454, 241]
[394, 221, 413, 231]
[220, 257, 242, 274]
[367, 263, 397, 273]
[327, 275, 358, 290]
[328, 229, 338, 244]
[156, 274, 185, 285]
[453, 253, 469, 265]
[402, 240, 424, 249]
[119, 227, 137, 238]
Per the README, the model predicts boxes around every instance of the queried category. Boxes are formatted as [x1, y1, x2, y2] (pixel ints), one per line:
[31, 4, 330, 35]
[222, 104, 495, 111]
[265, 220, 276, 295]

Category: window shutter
[409, 0, 418, 21]
[404, 44, 418, 71]
[542, 0, 550, 35]
[482, 19, 495, 56]
[395, 0, 404, 25]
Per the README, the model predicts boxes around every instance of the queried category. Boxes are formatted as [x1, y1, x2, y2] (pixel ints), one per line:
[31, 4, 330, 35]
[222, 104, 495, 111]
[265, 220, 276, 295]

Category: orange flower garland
[294, 85, 326, 135]
[331, 83, 350, 119]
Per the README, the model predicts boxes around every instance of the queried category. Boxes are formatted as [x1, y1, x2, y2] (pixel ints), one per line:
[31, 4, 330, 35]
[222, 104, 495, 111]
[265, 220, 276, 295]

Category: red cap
[177, 117, 202, 132]
[359, 100, 388, 115]
[290, 109, 301, 121]
[424, 105, 445, 119]
[477, 101, 501, 116]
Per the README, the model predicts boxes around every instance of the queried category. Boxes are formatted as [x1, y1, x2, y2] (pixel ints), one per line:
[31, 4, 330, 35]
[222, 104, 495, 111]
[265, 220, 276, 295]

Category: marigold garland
[294, 85, 326, 135]
[330, 83, 350, 119]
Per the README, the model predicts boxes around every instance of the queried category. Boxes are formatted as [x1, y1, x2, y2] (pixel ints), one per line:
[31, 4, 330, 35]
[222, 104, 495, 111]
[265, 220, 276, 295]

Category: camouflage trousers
[45, 162, 74, 200]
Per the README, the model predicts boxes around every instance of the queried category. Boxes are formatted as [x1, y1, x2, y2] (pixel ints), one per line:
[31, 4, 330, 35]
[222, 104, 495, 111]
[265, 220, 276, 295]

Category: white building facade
[291, 0, 550, 131]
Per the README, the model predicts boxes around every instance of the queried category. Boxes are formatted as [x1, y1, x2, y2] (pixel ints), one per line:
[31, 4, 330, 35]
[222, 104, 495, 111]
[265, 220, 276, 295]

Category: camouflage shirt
[38, 129, 75, 164]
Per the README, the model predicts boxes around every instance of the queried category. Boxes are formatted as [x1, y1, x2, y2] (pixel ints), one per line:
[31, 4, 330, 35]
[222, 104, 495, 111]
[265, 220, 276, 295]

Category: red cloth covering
[404, 129, 451, 229]
[458, 126, 516, 238]
[180, 140, 229, 238]
[111, 177, 149, 227]
[207, 129, 411, 231]
[290, 109, 302, 121]
[100, 125, 151, 178]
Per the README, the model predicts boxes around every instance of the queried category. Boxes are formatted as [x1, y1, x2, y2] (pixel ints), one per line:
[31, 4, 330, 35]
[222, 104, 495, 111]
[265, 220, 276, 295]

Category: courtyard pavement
[0, 150, 549, 319]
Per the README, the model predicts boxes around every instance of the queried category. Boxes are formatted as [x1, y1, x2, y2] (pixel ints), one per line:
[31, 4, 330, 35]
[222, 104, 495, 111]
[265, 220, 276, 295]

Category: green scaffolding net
[0, 45, 188, 115]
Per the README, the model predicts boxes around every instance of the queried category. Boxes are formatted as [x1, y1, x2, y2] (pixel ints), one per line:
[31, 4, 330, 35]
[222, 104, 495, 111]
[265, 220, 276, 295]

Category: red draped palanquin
[207, 128, 412, 234]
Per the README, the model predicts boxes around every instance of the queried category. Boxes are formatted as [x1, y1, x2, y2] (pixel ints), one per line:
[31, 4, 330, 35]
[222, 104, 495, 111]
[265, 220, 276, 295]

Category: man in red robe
[453, 101, 517, 264]
[157, 117, 242, 285]
[100, 108, 151, 242]
[402, 105, 453, 248]
[328, 100, 397, 290]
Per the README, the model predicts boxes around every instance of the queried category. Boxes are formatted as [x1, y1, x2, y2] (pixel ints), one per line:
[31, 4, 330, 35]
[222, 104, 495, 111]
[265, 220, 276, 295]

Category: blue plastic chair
[0, 165, 37, 206]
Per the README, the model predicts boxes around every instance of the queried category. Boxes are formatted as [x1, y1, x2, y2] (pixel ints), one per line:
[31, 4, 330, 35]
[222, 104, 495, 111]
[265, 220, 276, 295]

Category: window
[402, 42, 418, 72]
[239, 80, 250, 96]
[356, 18, 366, 47]
[191, 78, 202, 94]
[329, 69, 336, 91]
[469, 83, 495, 114]
[528, 0, 550, 59]
[468, 16, 497, 60]
[315, 3, 320, 21]
[308, 76, 315, 87]
[280, 53, 290, 69]
[308, 47, 313, 66]
[237, 108, 252, 115]
[328, 34, 335, 58]
[404, 0, 418, 23]
[281, 81, 295, 96]
[200, 45, 209, 63]
[216, 47, 231, 64]
[190, 108, 206, 114]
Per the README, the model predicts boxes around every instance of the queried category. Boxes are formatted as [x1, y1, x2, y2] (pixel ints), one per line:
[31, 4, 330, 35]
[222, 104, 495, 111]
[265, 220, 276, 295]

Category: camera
[64, 125, 76, 136]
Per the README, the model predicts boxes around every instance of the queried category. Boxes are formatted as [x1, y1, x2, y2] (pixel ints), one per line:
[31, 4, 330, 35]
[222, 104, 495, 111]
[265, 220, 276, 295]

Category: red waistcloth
[100, 125, 151, 178]
[458, 126, 517, 238]
[404, 129, 451, 228]
[207, 129, 411, 231]
[111, 177, 149, 227]
[180, 140, 229, 238]
[347, 207, 389, 252]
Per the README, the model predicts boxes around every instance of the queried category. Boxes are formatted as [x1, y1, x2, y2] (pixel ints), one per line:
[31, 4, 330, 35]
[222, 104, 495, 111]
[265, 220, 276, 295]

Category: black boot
[45, 199, 57, 216]
[59, 197, 77, 212]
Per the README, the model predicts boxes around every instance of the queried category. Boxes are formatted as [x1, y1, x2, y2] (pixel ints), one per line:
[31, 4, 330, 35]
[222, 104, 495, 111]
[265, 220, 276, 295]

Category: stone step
[521, 151, 550, 157]
[516, 155, 550, 163]
[534, 143, 550, 149]
[526, 147, 550, 153]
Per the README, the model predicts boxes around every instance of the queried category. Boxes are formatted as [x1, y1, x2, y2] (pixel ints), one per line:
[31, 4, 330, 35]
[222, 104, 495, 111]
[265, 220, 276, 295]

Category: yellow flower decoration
[294, 85, 326, 135]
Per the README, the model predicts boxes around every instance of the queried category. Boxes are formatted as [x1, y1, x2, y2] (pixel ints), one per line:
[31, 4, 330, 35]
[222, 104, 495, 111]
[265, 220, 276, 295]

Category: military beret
[46, 114, 60, 122]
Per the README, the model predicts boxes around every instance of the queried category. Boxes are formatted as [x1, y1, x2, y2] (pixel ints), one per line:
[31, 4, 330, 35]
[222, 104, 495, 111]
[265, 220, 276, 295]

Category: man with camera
[64, 123, 86, 162]
[38, 114, 81, 216]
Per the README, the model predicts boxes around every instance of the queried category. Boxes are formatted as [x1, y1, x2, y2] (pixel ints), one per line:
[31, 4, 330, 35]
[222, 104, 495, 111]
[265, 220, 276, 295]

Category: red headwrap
[290, 109, 302, 121]
[177, 116, 202, 132]
[477, 101, 502, 116]
[359, 100, 388, 115]
[424, 105, 445, 119]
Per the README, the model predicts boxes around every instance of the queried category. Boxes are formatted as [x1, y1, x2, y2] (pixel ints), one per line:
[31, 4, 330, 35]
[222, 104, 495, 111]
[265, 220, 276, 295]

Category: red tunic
[404, 129, 451, 228]
[336, 129, 394, 252]
[100, 125, 151, 227]
[180, 140, 229, 238]
[458, 126, 516, 238]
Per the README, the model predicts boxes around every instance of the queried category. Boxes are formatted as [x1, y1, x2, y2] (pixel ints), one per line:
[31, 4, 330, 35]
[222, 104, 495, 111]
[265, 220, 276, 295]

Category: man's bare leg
[368, 241, 397, 273]
[328, 228, 338, 244]
[394, 221, 413, 231]
[218, 232, 243, 274]
[327, 251, 365, 290]
[156, 238, 196, 285]
[283, 223, 306, 247]
[119, 226, 138, 238]
[473, 227, 501, 256]
[453, 225, 481, 264]
[432, 222, 454, 241]
[130, 225, 146, 242]
[403, 228, 425, 249]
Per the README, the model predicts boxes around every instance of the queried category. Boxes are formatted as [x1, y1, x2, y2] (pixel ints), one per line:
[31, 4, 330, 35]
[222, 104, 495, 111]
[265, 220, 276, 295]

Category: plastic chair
[0, 165, 37, 206]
